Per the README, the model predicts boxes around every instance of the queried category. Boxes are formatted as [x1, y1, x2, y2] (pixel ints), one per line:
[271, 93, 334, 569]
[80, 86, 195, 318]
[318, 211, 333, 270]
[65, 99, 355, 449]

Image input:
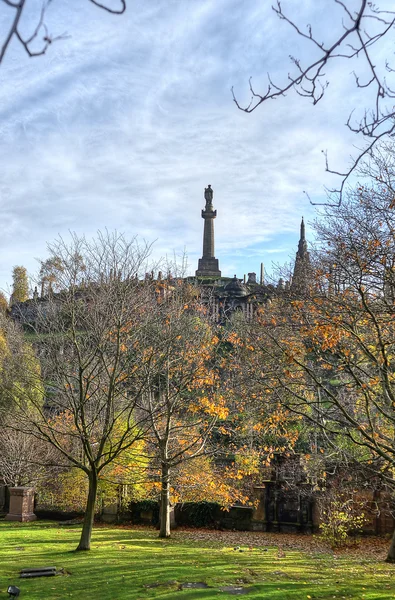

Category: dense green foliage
[175, 501, 221, 528]
[130, 500, 160, 526]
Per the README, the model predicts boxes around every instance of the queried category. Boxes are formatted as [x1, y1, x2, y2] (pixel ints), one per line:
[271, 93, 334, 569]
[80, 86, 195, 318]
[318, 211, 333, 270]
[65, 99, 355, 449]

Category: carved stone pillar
[196, 185, 221, 277]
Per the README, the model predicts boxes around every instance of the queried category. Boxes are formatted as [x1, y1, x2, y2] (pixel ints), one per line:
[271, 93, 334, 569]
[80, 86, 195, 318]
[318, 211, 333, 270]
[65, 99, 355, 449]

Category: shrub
[175, 502, 221, 528]
[130, 500, 160, 526]
[319, 495, 367, 548]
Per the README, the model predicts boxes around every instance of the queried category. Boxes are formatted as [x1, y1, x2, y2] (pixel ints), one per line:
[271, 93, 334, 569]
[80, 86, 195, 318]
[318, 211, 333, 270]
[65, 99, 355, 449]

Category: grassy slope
[0, 521, 394, 600]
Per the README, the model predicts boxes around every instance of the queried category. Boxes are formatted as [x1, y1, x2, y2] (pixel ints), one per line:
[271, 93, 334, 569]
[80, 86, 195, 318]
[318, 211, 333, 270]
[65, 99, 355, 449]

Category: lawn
[0, 521, 394, 599]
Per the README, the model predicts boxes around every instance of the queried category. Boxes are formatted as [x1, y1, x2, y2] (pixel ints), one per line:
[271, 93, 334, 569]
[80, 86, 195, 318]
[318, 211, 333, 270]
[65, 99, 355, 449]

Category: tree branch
[232, 0, 395, 206]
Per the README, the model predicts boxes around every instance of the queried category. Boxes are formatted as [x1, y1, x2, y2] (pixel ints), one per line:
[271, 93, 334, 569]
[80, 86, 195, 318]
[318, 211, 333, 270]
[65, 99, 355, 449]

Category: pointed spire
[297, 216, 308, 259]
[300, 217, 305, 242]
[291, 217, 311, 295]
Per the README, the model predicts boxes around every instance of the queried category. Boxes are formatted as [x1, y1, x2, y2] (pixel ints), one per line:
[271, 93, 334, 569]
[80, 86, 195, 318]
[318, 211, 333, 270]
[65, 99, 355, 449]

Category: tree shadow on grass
[1, 523, 395, 600]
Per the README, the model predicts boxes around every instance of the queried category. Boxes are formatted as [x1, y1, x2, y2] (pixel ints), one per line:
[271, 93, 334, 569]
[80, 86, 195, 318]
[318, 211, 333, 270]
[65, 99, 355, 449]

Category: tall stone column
[195, 185, 221, 277]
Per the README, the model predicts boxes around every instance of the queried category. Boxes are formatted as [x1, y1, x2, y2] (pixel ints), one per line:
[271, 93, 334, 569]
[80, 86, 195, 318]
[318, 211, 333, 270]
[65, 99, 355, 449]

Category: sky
[0, 0, 393, 294]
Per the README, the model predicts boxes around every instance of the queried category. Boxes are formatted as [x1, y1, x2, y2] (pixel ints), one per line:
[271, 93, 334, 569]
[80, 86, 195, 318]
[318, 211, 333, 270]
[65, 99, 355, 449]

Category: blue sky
[0, 0, 393, 293]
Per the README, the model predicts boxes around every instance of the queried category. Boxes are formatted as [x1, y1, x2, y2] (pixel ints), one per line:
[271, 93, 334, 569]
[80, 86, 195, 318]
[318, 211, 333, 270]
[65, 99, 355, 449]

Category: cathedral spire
[196, 185, 221, 278]
[291, 217, 311, 294]
[300, 216, 305, 241]
[297, 217, 308, 259]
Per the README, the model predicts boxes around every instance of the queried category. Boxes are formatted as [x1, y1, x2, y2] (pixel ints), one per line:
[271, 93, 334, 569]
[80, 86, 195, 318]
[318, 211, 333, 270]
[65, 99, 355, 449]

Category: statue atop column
[204, 184, 214, 210]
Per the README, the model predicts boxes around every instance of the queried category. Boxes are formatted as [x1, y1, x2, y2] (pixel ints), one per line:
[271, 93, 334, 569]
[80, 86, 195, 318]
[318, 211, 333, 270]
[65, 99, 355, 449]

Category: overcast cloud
[0, 0, 393, 293]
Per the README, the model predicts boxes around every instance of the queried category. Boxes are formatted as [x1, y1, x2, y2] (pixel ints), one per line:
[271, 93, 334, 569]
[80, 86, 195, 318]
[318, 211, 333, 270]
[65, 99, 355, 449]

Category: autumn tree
[233, 0, 395, 204]
[139, 282, 230, 538]
[11, 265, 29, 304]
[35, 412, 148, 514]
[0, 292, 8, 314]
[224, 316, 301, 482]
[8, 232, 159, 551]
[39, 256, 66, 295]
[243, 168, 395, 561]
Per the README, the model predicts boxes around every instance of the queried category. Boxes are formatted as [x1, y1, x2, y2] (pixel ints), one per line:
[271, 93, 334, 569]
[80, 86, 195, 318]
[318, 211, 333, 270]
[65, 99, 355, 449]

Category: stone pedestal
[196, 257, 221, 277]
[5, 487, 37, 522]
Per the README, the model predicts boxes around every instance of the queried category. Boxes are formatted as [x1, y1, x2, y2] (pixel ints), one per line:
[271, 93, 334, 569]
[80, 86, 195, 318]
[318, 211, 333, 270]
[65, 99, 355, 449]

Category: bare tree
[7, 231, 161, 551]
[232, 0, 395, 205]
[0, 427, 56, 487]
[0, 0, 126, 65]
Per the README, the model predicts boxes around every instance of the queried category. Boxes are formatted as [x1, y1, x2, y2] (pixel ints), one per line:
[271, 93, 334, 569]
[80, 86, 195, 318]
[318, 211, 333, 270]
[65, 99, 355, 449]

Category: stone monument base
[5, 487, 37, 522]
[195, 257, 221, 278]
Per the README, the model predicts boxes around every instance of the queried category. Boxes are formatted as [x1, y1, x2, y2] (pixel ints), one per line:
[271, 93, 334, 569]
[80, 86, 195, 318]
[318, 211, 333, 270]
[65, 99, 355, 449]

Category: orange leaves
[189, 394, 229, 420]
[172, 455, 250, 506]
[227, 332, 242, 346]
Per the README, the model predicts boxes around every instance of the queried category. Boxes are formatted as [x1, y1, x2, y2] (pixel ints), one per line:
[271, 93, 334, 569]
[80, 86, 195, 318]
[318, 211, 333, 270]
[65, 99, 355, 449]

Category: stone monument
[195, 185, 221, 277]
[5, 487, 36, 522]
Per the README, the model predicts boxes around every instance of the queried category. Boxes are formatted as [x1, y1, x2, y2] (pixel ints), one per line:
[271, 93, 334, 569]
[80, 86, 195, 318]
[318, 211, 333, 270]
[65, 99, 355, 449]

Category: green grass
[0, 521, 394, 599]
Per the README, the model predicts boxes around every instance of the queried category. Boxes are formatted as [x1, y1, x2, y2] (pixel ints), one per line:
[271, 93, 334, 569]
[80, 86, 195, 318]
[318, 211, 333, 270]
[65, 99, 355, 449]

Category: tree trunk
[386, 527, 395, 562]
[76, 470, 98, 551]
[159, 462, 171, 538]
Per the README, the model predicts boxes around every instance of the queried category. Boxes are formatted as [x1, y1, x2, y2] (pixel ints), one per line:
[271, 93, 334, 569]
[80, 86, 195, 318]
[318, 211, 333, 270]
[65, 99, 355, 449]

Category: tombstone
[5, 487, 37, 522]
[247, 272, 257, 284]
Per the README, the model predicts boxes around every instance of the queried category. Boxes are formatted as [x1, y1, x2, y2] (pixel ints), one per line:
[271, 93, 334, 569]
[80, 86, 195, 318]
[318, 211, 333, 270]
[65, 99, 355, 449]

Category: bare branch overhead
[88, 0, 126, 13]
[0, 0, 127, 66]
[232, 0, 395, 205]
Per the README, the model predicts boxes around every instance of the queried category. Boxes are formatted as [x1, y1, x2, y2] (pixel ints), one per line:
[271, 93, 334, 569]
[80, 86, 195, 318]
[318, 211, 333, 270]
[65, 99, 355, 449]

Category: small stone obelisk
[195, 185, 221, 277]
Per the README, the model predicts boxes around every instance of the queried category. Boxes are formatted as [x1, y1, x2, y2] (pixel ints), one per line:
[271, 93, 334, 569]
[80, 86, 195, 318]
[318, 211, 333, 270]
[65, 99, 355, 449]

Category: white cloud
[0, 0, 393, 293]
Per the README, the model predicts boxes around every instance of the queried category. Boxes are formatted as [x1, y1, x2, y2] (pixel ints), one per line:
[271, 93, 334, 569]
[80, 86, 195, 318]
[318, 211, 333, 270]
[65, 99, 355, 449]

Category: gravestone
[5, 487, 36, 522]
